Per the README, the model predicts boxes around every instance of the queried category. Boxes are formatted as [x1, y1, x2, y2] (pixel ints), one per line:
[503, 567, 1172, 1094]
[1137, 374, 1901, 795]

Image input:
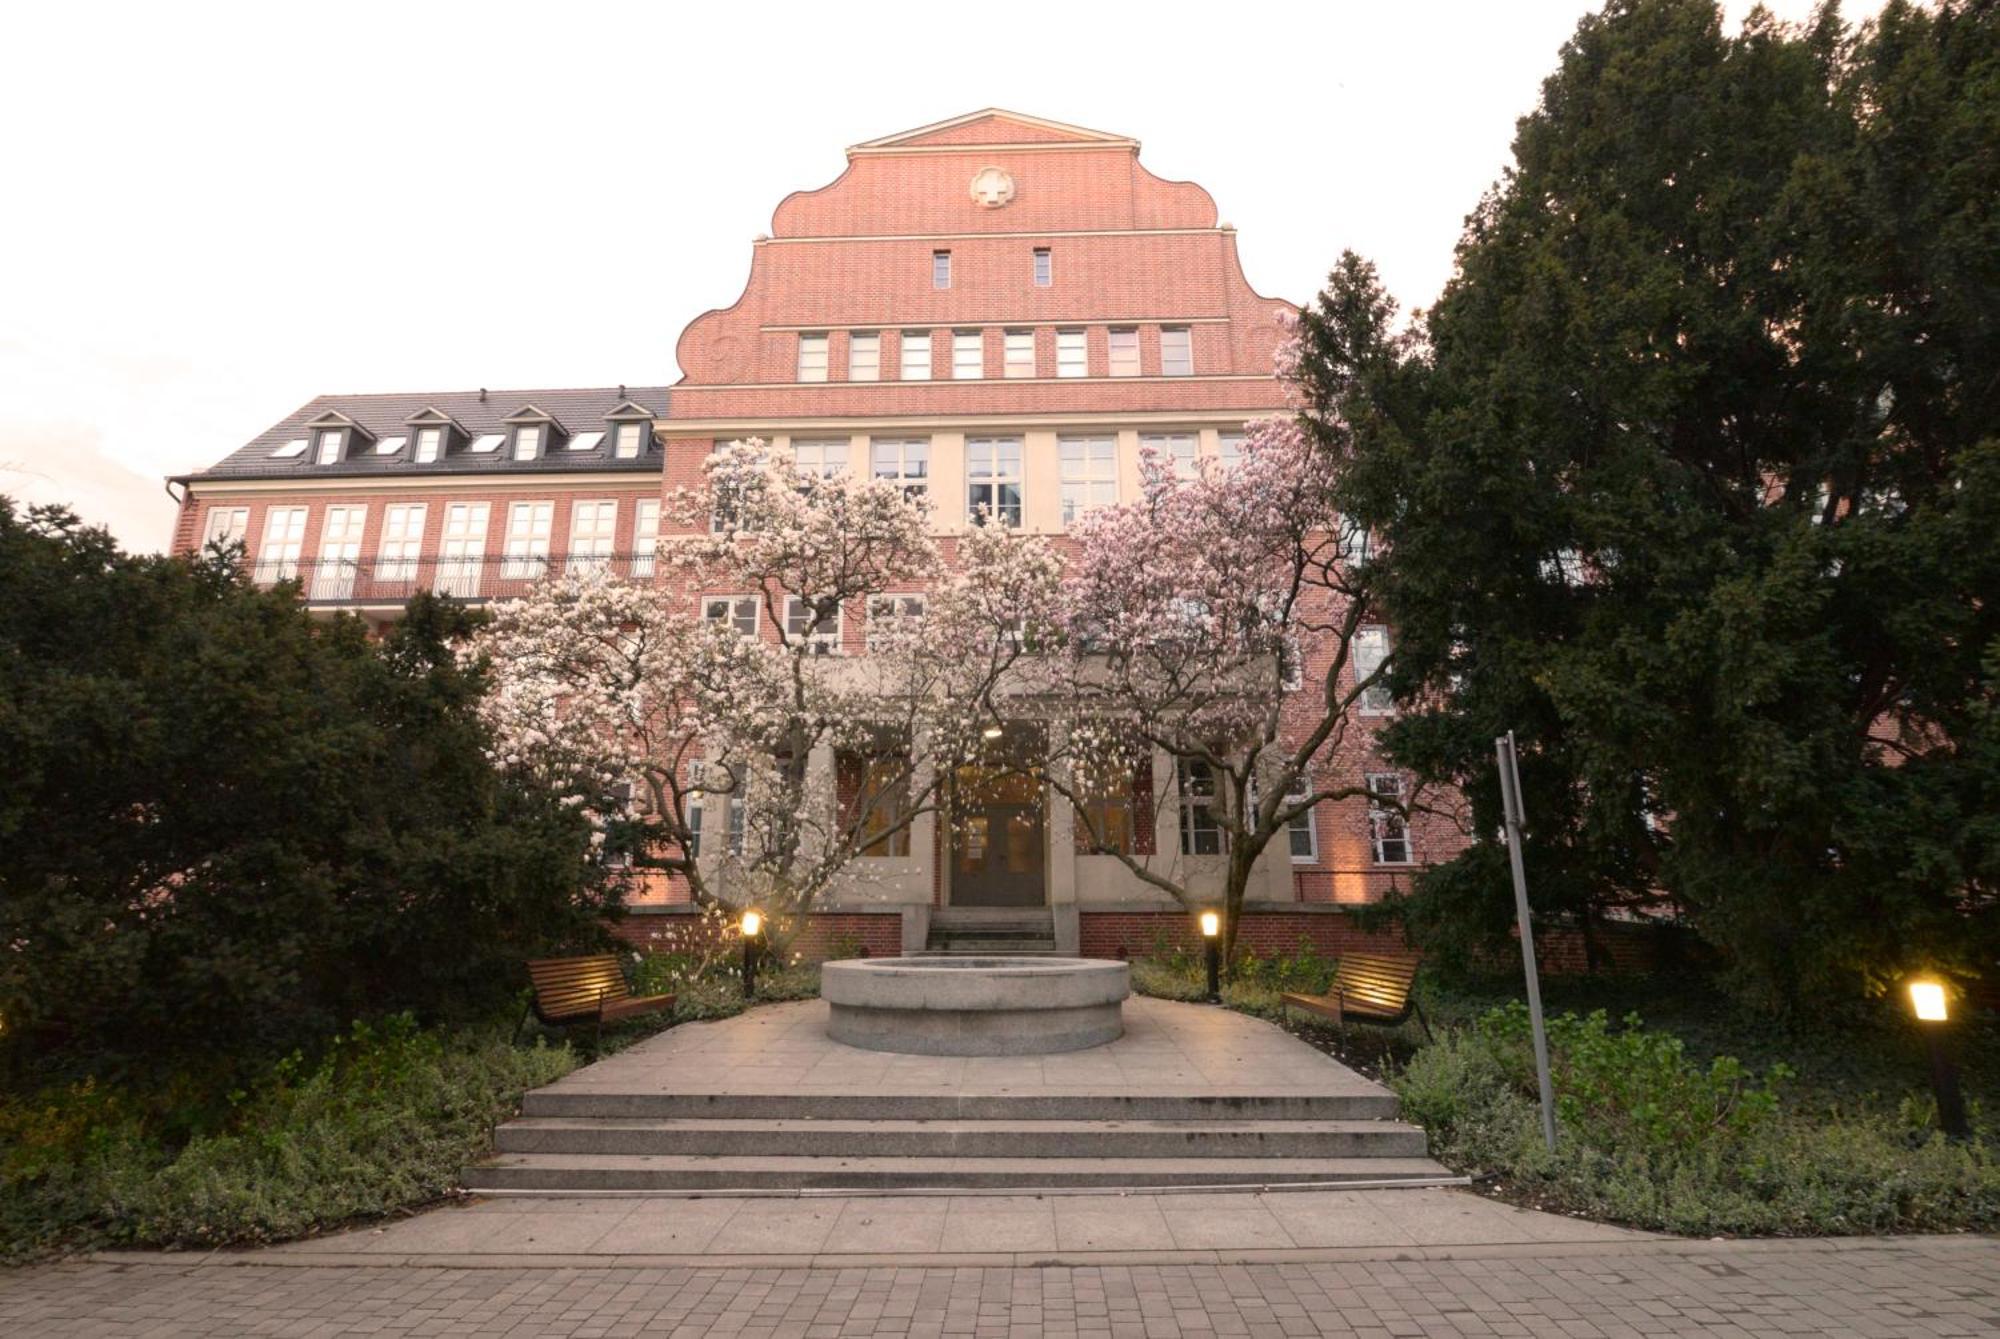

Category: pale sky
[0, 0, 1870, 552]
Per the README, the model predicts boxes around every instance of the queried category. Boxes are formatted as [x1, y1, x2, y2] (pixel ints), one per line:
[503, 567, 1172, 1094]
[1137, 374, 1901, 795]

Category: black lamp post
[1200, 911, 1221, 1003]
[1908, 978, 1970, 1142]
[741, 910, 763, 1000]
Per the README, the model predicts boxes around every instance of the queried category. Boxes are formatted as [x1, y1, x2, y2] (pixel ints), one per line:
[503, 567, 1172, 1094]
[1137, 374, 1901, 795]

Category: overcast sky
[0, 0, 1870, 552]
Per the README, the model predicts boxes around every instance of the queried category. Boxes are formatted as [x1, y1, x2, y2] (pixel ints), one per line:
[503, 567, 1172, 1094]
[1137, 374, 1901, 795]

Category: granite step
[494, 1116, 1429, 1160]
[519, 1090, 1404, 1122]
[465, 1152, 1456, 1193]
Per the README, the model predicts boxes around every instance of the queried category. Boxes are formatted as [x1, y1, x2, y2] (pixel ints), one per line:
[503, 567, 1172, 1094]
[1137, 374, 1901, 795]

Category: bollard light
[1200, 911, 1221, 1004]
[740, 910, 764, 999]
[1906, 975, 1969, 1141]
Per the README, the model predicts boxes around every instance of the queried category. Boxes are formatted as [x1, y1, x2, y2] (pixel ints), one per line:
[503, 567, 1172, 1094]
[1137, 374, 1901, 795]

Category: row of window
[928, 247, 1053, 291]
[797, 326, 1195, 383]
[274, 417, 651, 467]
[204, 497, 662, 596]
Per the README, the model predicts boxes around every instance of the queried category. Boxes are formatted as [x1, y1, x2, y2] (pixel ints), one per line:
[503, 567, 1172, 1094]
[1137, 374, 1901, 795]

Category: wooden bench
[520, 954, 674, 1054]
[1282, 952, 1432, 1041]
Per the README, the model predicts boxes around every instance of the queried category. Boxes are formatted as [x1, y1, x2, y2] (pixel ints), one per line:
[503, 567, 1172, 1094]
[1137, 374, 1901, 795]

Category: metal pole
[1205, 940, 1221, 1004]
[742, 932, 758, 999]
[1923, 1027, 1971, 1142]
[1497, 731, 1558, 1154]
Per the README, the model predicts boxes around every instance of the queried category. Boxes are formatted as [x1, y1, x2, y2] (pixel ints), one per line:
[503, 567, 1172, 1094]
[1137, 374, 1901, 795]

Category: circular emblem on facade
[969, 166, 1015, 208]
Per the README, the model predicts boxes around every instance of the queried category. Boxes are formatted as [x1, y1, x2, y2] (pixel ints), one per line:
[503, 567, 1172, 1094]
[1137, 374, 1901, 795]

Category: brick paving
[3, 1236, 1994, 1337]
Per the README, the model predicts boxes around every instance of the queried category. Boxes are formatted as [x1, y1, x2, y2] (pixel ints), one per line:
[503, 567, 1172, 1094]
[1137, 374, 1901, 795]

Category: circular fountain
[819, 956, 1131, 1055]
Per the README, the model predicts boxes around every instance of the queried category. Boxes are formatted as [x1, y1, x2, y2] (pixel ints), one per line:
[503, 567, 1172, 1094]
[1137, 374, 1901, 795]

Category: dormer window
[613, 422, 644, 459]
[301, 411, 373, 465]
[513, 425, 542, 461]
[413, 426, 442, 463]
[403, 407, 467, 465]
[501, 405, 567, 461]
[315, 429, 345, 464]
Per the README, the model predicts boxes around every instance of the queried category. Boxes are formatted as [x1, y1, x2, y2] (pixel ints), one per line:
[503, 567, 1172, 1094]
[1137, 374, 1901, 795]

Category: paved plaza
[5, 1232, 1995, 1336]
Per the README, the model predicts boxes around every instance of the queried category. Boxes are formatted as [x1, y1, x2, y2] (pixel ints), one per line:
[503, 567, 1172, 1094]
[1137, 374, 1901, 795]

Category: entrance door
[951, 724, 1046, 906]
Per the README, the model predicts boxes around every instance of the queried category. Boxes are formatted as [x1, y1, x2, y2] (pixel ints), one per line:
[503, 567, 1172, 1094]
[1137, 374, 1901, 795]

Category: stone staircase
[465, 1090, 1450, 1193]
[920, 907, 1059, 956]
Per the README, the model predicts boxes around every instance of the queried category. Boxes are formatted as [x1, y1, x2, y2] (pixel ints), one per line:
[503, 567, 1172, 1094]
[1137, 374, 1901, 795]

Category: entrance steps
[466, 1091, 1449, 1194]
[922, 907, 1058, 956]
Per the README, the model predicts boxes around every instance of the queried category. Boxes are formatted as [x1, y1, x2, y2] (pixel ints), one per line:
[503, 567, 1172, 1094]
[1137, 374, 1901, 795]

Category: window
[314, 429, 344, 465]
[1108, 327, 1140, 377]
[792, 439, 848, 479]
[1367, 772, 1412, 864]
[932, 250, 951, 289]
[872, 438, 929, 500]
[568, 500, 618, 568]
[255, 507, 307, 583]
[1076, 757, 1141, 855]
[468, 433, 504, 454]
[703, 596, 758, 637]
[312, 505, 366, 600]
[953, 330, 983, 380]
[727, 796, 746, 855]
[378, 503, 426, 581]
[1217, 432, 1245, 470]
[1141, 432, 1197, 479]
[848, 331, 880, 382]
[797, 332, 829, 382]
[1178, 760, 1224, 855]
[612, 421, 645, 459]
[866, 594, 926, 650]
[501, 501, 553, 578]
[201, 507, 249, 552]
[1354, 626, 1393, 713]
[566, 431, 604, 452]
[413, 426, 442, 464]
[512, 425, 543, 462]
[685, 802, 703, 859]
[1003, 329, 1035, 378]
[1160, 326, 1193, 377]
[900, 330, 931, 381]
[270, 438, 308, 459]
[1033, 247, 1052, 287]
[434, 502, 489, 598]
[1285, 774, 1317, 861]
[632, 498, 660, 577]
[1056, 329, 1086, 378]
[784, 595, 841, 655]
[373, 435, 406, 455]
[845, 751, 912, 857]
[1059, 435, 1117, 524]
[1339, 516, 1372, 569]
[966, 437, 1023, 527]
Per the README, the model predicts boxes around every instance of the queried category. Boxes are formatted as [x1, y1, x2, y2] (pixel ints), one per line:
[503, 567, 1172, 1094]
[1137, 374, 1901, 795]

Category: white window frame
[1367, 772, 1413, 865]
[632, 498, 660, 577]
[1058, 435, 1117, 524]
[434, 501, 489, 598]
[567, 499, 618, 569]
[1285, 773, 1318, 862]
[1160, 326, 1194, 377]
[378, 503, 426, 582]
[727, 796, 747, 855]
[1141, 432, 1198, 480]
[1003, 329, 1035, 379]
[413, 426, 442, 464]
[1108, 327, 1140, 377]
[1218, 432, 1245, 470]
[612, 421, 645, 459]
[900, 330, 931, 381]
[966, 437, 1023, 528]
[797, 332, 829, 383]
[865, 594, 927, 651]
[501, 500, 553, 579]
[1056, 329, 1086, 378]
[703, 595, 758, 637]
[1178, 760, 1224, 856]
[792, 439, 848, 480]
[314, 429, 344, 465]
[784, 595, 842, 656]
[1033, 247, 1052, 287]
[255, 506, 307, 583]
[1355, 625, 1393, 714]
[932, 250, 951, 289]
[872, 438, 929, 500]
[512, 425, 543, 462]
[952, 330, 984, 380]
[848, 331, 880, 382]
[312, 504, 367, 601]
[201, 506, 249, 553]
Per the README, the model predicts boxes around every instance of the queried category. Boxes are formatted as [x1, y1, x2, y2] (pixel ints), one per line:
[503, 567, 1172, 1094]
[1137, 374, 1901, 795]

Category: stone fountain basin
[820, 956, 1131, 1056]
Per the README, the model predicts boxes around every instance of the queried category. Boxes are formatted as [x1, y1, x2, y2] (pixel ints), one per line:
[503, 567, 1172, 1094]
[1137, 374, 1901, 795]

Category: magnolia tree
[1034, 413, 1399, 965]
[475, 441, 1054, 936]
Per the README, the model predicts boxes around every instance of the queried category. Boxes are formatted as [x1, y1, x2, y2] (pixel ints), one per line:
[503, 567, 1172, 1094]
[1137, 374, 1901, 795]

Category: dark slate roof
[181, 385, 672, 481]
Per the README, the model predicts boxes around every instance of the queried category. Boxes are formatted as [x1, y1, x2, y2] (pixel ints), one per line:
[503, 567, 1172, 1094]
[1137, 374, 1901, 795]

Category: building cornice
[676, 373, 1275, 393]
[758, 226, 1233, 245]
[661, 408, 1280, 436]
[759, 317, 1234, 333]
[182, 471, 663, 497]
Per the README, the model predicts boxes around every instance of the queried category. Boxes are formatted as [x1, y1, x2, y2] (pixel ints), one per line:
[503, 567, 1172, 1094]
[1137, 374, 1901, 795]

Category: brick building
[170, 110, 1458, 959]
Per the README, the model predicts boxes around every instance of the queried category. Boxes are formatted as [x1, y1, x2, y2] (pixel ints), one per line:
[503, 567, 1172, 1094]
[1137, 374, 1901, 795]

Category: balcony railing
[243, 551, 661, 606]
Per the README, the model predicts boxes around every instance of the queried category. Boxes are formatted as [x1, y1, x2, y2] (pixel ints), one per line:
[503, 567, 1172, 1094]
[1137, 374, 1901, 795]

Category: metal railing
[242, 551, 660, 606]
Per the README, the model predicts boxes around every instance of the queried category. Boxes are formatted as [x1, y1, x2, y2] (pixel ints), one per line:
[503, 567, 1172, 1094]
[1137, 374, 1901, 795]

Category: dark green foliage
[1396, 1003, 1997, 1235]
[1302, 0, 2000, 1001]
[0, 501, 615, 1079]
[0, 1015, 576, 1259]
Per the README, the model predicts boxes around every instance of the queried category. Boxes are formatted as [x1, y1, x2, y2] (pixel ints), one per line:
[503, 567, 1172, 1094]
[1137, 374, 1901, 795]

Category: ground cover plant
[1133, 949, 1998, 1236]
